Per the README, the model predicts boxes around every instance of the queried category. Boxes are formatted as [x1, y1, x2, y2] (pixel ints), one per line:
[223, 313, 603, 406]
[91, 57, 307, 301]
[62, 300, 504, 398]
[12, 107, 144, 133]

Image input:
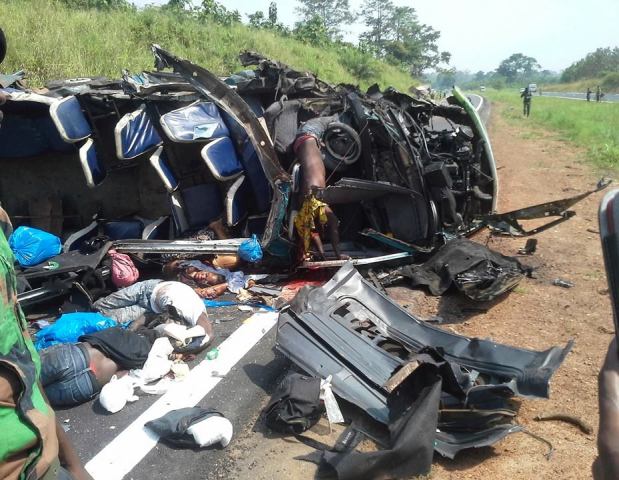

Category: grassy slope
[1, 0, 413, 91]
[485, 89, 619, 169]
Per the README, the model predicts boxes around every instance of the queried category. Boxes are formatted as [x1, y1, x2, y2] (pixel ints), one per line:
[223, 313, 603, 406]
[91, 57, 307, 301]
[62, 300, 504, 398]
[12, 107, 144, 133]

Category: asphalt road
[64, 303, 289, 480]
[541, 91, 619, 102]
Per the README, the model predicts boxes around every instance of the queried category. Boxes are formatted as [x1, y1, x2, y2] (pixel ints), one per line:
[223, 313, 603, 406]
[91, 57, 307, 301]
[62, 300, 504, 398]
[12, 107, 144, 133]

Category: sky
[132, 0, 619, 73]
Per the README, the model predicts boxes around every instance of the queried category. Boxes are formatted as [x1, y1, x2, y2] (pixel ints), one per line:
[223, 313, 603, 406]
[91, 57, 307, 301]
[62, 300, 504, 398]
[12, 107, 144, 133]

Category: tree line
[58, 0, 451, 81]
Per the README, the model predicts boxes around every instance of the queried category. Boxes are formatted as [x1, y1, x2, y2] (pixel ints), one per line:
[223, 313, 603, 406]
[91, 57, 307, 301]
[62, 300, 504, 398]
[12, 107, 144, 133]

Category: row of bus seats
[47, 95, 271, 241]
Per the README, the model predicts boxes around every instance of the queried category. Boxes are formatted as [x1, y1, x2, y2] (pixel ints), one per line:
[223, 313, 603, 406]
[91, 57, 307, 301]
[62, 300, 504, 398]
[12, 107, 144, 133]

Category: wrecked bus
[0, 45, 499, 271]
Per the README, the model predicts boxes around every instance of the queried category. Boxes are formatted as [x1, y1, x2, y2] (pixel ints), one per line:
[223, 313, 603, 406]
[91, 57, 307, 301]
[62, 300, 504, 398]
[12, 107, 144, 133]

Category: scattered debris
[518, 238, 538, 255]
[553, 278, 575, 288]
[534, 413, 593, 435]
[383, 238, 528, 301]
[277, 263, 572, 460]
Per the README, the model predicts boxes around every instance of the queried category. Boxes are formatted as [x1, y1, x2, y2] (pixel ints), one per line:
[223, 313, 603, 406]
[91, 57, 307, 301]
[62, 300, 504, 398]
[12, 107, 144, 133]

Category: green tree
[362, 3, 449, 76]
[200, 0, 241, 25]
[296, 0, 354, 40]
[359, 0, 393, 57]
[496, 53, 541, 83]
[268, 1, 278, 25]
[562, 47, 619, 82]
[293, 15, 330, 46]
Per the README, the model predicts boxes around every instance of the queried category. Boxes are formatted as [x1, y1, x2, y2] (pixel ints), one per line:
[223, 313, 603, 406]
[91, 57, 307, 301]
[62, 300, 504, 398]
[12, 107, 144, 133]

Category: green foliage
[293, 16, 331, 47]
[486, 89, 619, 170]
[60, 0, 131, 8]
[247, 2, 289, 34]
[1, 0, 413, 91]
[338, 47, 378, 82]
[601, 72, 619, 91]
[296, 0, 354, 41]
[360, 0, 449, 76]
[562, 47, 619, 83]
[496, 53, 541, 83]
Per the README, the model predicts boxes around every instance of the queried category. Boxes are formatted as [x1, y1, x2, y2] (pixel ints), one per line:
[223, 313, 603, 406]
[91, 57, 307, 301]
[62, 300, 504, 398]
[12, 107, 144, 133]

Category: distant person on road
[587, 88, 592, 102]
[520, 86, 532, 117]
[596, 85, 602, 102]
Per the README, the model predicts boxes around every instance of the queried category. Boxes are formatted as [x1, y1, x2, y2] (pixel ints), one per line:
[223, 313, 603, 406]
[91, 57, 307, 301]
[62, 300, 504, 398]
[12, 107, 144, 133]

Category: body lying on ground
[39, 327, 155, 408]
[93, 279, 213, 341]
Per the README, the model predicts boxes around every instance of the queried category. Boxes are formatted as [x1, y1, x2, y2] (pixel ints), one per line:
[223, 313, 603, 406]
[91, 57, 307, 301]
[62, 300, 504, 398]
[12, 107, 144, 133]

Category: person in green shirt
[0, 28, 92, 479]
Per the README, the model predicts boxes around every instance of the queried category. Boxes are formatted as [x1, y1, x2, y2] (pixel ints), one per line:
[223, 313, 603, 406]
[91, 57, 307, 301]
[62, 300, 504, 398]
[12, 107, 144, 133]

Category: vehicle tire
[0, 28, 6, 65]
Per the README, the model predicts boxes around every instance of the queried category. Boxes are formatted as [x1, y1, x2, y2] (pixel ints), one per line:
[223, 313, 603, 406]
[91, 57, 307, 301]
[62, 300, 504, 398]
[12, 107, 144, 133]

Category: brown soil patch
[229, 101, 613, 479]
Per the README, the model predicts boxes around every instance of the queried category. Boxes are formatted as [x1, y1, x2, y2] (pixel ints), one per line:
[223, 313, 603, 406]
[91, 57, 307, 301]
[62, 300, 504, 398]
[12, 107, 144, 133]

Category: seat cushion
[181, 183, 224, 230]
[160, 101, 230, 143]
[49, 96, 92, 143]
[79, 139, 106, 188]
[115, 104, 162, 160]
[201, 137, 243, 181]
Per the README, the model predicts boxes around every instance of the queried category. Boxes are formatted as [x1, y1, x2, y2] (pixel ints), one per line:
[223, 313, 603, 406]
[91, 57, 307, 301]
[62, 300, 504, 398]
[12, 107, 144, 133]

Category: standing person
[1, 27, 91, 476]
[0, 206, 93, 480]
[596, 86, 602, 102]
[587, 88, 592, 102]
[520, 86, 532, 117]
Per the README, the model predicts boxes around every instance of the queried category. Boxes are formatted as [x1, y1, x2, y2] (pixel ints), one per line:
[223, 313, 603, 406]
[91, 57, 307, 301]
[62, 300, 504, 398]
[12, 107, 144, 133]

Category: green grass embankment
[485, 89, 619, 169]
[1, 0, 414, 90]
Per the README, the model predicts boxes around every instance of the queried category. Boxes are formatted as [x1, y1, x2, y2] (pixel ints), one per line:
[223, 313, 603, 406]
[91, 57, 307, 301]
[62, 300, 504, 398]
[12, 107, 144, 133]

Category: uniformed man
[520, 86, 532, 117]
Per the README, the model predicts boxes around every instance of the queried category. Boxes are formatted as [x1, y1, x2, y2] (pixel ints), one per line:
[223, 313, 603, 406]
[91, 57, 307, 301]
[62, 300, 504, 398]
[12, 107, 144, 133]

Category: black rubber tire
[0, 28, 6, 65]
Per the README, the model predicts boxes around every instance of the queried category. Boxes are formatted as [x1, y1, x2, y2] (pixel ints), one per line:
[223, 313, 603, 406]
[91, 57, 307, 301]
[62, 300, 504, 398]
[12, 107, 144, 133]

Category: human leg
[40, 344, 99, 407]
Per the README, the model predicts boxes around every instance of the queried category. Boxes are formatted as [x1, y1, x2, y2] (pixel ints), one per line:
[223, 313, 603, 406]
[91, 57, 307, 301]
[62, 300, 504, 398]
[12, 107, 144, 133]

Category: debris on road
[553, 278, 575, 288]
[276, 263, 572, 462]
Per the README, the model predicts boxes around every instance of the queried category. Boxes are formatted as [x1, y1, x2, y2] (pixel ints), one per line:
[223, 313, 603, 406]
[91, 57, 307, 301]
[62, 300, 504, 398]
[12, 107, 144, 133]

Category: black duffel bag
[265, 373, 322, 434]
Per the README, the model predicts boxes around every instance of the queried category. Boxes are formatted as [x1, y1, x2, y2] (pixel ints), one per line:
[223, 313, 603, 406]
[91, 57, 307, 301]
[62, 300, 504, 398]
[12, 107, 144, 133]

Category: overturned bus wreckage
[0, 46, 607, 309]
[276, 263, 572, 476]
[0, 46, 497, 267]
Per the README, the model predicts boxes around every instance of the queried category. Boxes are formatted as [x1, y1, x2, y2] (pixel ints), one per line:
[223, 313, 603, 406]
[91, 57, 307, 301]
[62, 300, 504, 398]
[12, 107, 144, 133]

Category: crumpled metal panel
[276, 263, 572, 456]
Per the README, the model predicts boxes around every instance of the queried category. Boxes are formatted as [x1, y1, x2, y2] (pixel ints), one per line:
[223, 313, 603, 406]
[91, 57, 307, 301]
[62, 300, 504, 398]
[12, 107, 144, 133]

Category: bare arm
[195, 283, 228, 299]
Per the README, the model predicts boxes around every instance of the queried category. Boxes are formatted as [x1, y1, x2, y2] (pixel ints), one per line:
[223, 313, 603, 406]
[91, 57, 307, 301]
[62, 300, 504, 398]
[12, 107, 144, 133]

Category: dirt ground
[227, 100, 614, 479]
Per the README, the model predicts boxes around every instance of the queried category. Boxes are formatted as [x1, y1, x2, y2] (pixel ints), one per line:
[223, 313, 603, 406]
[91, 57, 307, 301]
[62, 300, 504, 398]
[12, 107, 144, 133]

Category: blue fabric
[238, 234, 263, 263]
[239, 139, 272, 213]
[0, 114, 74, 157]
[160, 102, 230, 142]
[203, 298, 275, 311]
[202, 137, 243, 180]
[117, 107, 162, 159]
[9, 226, 61, 267]
[103, 220, 144, 240]
[181, 183, 223, 229]
[51, 96, 91, 142]
[151, 148, 178, 192]
[81, 140, 106, 187]
[40, 343, 99, 407]
[35, 312, 117, 350]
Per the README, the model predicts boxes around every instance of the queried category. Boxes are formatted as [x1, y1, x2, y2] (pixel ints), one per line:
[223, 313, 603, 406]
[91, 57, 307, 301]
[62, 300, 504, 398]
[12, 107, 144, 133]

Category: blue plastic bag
[238, 234, 262, 263]
[35, 312, 117, 350]
[9, 226, 61, 267]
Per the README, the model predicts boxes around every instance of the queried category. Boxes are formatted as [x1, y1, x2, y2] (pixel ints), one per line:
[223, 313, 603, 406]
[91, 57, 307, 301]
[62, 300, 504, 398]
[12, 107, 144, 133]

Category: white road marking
[468, 94, 484, 112]
[85, 311, 279, 480]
